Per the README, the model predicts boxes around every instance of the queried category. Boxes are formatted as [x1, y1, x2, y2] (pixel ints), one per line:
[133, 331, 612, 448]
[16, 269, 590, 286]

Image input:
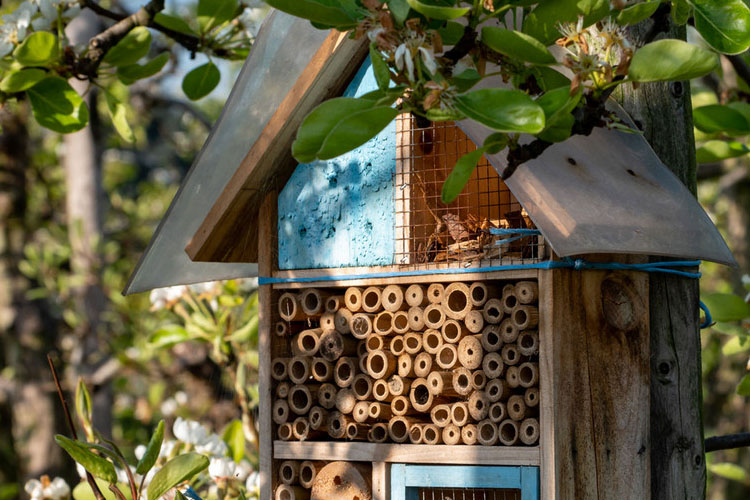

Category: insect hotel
[126, 10, 736, 500]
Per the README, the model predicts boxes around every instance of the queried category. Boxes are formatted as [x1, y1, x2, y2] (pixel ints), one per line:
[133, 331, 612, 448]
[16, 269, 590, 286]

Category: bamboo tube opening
[293, 417, 310, 440]
[391, 395, 414, 416]
[452, 367, 473, 396]
[515, 281, 539, 304]
[275, 484, 308, 500]
[372, 379, 391, 402]
[518, 330, 539, 356]
[295, 329, 321, 356]
[481, 325, 502, 352]
[278, 423, 293, 441]
[392, 311, 410, 334]
[423, 424, 441, 445]
[430, 404, 451, 427]
[502, 291, 517, 314]
[299, 461, 321, 489]
[374, 311, 393, 335]
[489, 401, 506, 423]
[318, 383, 337, 409]
[482, 352, 503, 379]
[301, 289, 326, 316]
[464, 310, 485, 334]
[498, 419, 519, 446]
[427, 283, 444, 304]
[520, 418, 540, 445]
[388, 375, 412, 396]
[423, 304, 445, 329]
[525, 387, 539, 407]
[423, 329, 443, 354]
[472, 370, 487, 390]
[443, 283, 472, 319]
[277, 382, 291, 399]
[369, 402, 392, 420]
[357, 340, 367, 357]
[279, 292, 304, 321]
[346, 421, 368, 440]
[512, 305, 539, 329]
[486, 379, 505, 402]
[275, 321, 288, 337]
[366, 334, 387, 352]
[461, 424, 478, 445]
[335, 309, 352, 334]
[334, 357, 357, 388]
[352, 374, 373, 400]
[358, 354, 368, 375]
[326, 295, 344, 313]
[469, 282, 490, 307]
[441, 319, 465, 344]
[508, 395, 529, 421]
[506, 365, 520, 388]
[502, 344, 520, 366]
[311, 358, 333, 382]
[409, 423, 425, 444]
[477, 419, 498, 446]
[414, 352, 433, 377]
[458, 335, 483, 369]
[409, 378, 433, 412]
[320, 330, 357, 361]
[442, 424, 461, 445]
[353, 401, 370, 423]
[367, 350, 396, 379]
[500, 318, 519, 344]
[344, 287, 363, 312]
[335, 389, 357, 414]
[309, 406, 327, 430]
[482, 299, 503, 324]
[397, 354, 415, 378]
[273, 400, 290, 425]
[349, 313, 373, 339]
[427, 371, 455, 396]
[518, 362, 539, 388]
[436, 344, 458, 369]
[289, 356, 311, 384]
[362, 287, 382, 313]
[404, 332, 422, 354]
[370, 423, 389, 442]
[289, 385, 313, 415]
[280, 461, 299, 485]
[468, 391, 490, 420]
[272, 358, 289, 381]
[382, 285, 406, 312]
[320, 312, 336, 332]
[405, 284, 427, 307]
[327, 411, 347, 439]
[407, 306, 425, 331]
[388, 417, 411, 443]
[390, 336, 405, 356]
[451, 402, 469, 427]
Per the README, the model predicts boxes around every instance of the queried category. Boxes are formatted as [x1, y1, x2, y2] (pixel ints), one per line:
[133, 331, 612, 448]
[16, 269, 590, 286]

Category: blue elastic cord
[490, 228, 543, 246]
[699, 300, 713, 329]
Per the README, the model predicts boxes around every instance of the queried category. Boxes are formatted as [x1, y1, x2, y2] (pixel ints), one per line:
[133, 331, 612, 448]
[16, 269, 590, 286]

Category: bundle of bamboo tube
[272, 281, 540, 447]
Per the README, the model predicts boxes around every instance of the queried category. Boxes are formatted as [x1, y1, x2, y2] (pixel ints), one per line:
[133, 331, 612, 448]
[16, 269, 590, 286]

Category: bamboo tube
[414, 352, 434, 377]
[388, 416, 424, 443]
[320, 312, 336, 332]
[392, 311, 410, 334]
[352, 374, 373, 400]
[279, 292, 305, 321]
[506, 366, 520, 388]
[278, 423, 294, 441]
[427, 371, 458, 397]
[292, 329, 322, 356]
[422, 329, 443, 354]
[319, 330, 358, 361]
[372, 379, 393, 402]
[427, 283, 445, 304]
[499, 318, 519, 344]
[482, 298, 503, 324]
[349, 313, 374, 339]
[366, 333, 390, 352]
[388, 375, 412, 397]
[346, 421, 369, 440]
[279, 461, 300, 485]
[275, 321, 289, 337]
[299, 461, 326, 489]
[293, 417, 318, 441]
[357, 340, 367, 358]
[300, 288, 327, 316]
[468, 390, 490, 420]
[518, 330, 539, 356]
[501, 288, 518, 314]
[276, 381, 291, 399]
[464, 310, 485, 334]
[318, 383, 337, 409]
[407, 306, 425, 331]
[369, 402, 393, 420]
[507, 395, 530, 421]
[273, 399, 290, 425]
[458, 335, 483, 370]
[335, 388, 357, 414]
[367, 350, 396, 379]
[462, 424, 478, 445]
[469, 282, 496, 307]
[334, 357, 357, 388]
[373, 311, 394, 335]
[423, 424, 442, 445]
[518, 362, 539, 388]
[311, 357, 333, 382]
[382, 285, 407, 312]
[477, 419, 499, 446]
[289, 356, 312, 384]
[520, 418, 540, 445]
[390, 335, 406, 356]
[405, 284, 428, 307]
[471, 370, 487, 390]
[441, 424, 461, 445]
[408, 423, 425, 444]
[489, 401, 506, 423]
[358, 354, 369, 375]
[344, 287, 363, 312]
[272, 358, 290, 381]
[436, 344, 458, 370]
[452, 367, 473, 396]
[502, 283, 515, 296]
[481, 325, 502, 352]
[361, 286, 382, 313]
[353, 401, 372, 423]
[512, 305, 539, 329]
[397, 354, 416, 378]
[275, 484, 309, 500]
[498, 419, 519, 446]
[515, 281, 539, 304]
[391, 395, 419, 416]
[502, 344, 520, 366]
[442, 283, 472, 319]
[335, 308, 352, 334]
[486, 379, 506, 403]
[325, 295, 345, 313]
[450, 402, 470, 427]
[326, 411, 349, 439]
[309, 406, 328, 431]
[369, 423, 389, 443]
[404, 332, 423, 355]
[441, 319, 467, 344]
[410, 377, 447, 412]
[430, 404, 452, 428]
[423, 304, 446, 329]
[525, 387, 540, 408]
[289, 384, 316, 415]
[482, 352, 504, 379]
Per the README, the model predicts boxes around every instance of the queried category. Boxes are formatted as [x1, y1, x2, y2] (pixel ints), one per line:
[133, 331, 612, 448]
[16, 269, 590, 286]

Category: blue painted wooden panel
[277, 57, 396, 270]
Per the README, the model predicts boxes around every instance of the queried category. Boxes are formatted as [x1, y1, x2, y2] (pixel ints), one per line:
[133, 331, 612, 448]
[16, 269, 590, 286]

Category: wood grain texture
[372, 461, 389, 500]
[538, 270, 554, 500]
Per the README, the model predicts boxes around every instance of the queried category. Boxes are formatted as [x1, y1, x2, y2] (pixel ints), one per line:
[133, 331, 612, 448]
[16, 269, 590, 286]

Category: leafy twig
[705, 432, 750, 452]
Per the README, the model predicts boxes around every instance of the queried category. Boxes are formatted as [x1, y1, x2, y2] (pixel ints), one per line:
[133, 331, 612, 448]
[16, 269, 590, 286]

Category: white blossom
[234, 460, 254, 482]
[245, 471, 259, 492]
[0, 2, 35, 57]
[195, 433, 228, 457]
[135, 444, 147, 461]
[159, 439, 178, 459]
[31, 0, 81, 31]
[149, 285, 187, 310]
[238, 7, 267, 38]
[160, 397, 178, 417]
[188, 281, 216, 295]
[394, 44, 414, 81]
[418, 46, 437, 75]
[173, 417, 209, 445]
[208, 457, 236, 480]
[25, 476, 70, 500]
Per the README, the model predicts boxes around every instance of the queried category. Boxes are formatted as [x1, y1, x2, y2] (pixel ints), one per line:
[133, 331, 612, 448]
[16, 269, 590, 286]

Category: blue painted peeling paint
[278, 57, 396, 270]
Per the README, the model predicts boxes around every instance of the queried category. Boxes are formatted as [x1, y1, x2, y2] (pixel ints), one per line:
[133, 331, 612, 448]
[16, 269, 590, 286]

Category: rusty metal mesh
[414, 488, 522, 500]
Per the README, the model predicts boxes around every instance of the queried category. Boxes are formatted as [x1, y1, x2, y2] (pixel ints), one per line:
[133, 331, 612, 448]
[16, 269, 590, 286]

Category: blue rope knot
[573, 259, 585, 271]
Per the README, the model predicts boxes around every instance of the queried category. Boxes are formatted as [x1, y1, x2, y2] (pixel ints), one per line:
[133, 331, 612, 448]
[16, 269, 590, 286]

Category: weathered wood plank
[538, 269, 555, 500]
[372, 461, 389, 500]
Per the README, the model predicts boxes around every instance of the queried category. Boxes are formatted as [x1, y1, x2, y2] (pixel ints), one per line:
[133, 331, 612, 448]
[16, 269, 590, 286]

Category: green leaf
[387, 0, 410, 24]
[27, 77, 89, 133]
[370, 44, 391, 91]
[538, 113, 575, 142]
[136, 420, 164, 475]
[117, 53, 170, 85]
[425, 107, 466, 121]
[405, 0, 470, 20]
[147, 453, 209, 500]
[182, 62, 220, 100]
[693, 104, 750, 134]
[104, 91, 135, 143]
[438, 21, 464, 45]
[0, 68, 46, 92]
[481, 27, 556, 65]
[483, 133, 509, 155]
[198, 0, 238, 32]
[628, 39, 719, 82]
[523, 0, 610, 45]
[708, 462, 749, 482]
[617, 1, 660, 25]
[696, 140, 750, 162]
[536, 86, 581, 143]
[75, 378, 94, 441]
[689, 0, 750, 54]
[532, 66, 571, 91]
[222, 419, 245, 463]
[104, 27, 152, 67]
[14, 32, 58, 66]
[454, 88, 545, 133]
[73, 479, 133, 500]
[672, 0, 692, 24]
[317, 106, 398, 160]
[738, 374, 750, 397]
[265, 0, 358, 28]
[154, 13, 196, 35]
[149, 324, 193, 348]
[55, 435, 117, 483]
[442, 148, 485, 204]
[701, 293, 750, 322]
[722, 335, 750, 356]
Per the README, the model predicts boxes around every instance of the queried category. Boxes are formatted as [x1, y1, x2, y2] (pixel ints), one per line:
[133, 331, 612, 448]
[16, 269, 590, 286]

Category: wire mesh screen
[394, 115, 546, 268]
[413, 488, 522, 500]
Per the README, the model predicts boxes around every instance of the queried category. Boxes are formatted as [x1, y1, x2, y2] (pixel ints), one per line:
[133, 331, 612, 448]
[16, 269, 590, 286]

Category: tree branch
[727, 53, 750, 87]
[705, 432, 750, 452]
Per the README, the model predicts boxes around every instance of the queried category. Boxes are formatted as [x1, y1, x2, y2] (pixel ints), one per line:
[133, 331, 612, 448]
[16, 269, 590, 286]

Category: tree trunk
[619, 20, 706, 500]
